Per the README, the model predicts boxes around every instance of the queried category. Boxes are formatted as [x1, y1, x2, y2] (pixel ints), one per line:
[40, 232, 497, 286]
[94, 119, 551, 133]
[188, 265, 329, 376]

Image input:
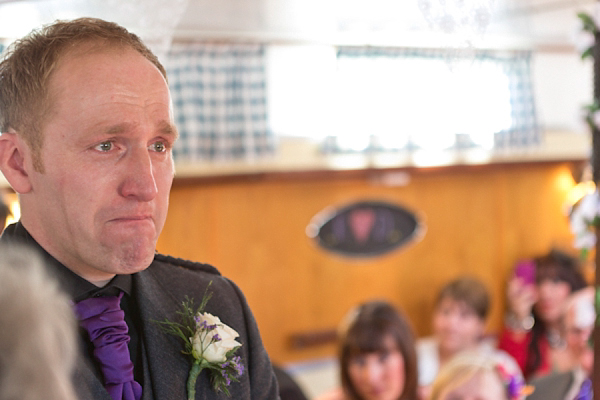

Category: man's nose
[118, 148, 158, 201]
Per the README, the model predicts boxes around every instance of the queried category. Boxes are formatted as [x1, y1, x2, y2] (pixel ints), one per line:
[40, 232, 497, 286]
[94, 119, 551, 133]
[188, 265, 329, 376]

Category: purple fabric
[75, 292, 142, 400]
[575, 378, 592, 400]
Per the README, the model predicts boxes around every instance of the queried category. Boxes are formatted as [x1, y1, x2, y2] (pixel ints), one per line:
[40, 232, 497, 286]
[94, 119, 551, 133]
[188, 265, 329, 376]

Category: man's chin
[121, 252, 155, 273]
[110, 240, 157, 273]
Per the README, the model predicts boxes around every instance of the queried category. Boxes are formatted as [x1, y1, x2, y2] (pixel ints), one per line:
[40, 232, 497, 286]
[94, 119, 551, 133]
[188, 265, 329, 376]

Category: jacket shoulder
[153, 253, 221, 276]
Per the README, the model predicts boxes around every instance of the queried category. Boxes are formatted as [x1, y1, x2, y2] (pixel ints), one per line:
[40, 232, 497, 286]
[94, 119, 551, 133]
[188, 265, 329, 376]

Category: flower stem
[187, 360, 203, 400]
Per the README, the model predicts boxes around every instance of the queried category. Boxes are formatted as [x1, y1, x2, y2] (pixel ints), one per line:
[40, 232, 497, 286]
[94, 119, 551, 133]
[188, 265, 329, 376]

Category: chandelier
[418, 0, 497, 47]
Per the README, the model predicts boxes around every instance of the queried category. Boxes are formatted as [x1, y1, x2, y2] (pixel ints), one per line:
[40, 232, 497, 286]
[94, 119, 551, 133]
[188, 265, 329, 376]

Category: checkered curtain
[330, 47, 539, 152]
[166, 43, 274, 163]
[491, 51, 540, 148]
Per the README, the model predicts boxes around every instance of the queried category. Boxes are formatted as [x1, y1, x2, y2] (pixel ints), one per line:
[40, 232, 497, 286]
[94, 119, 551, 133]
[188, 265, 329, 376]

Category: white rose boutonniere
[155, 282, 244, 399]
[192, 313, 242, 363]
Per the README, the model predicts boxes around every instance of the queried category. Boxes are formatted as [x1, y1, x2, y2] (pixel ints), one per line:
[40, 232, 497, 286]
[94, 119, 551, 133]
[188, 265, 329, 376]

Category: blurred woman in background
[316, 300, 418, 400]
[498, 249, 587, 380]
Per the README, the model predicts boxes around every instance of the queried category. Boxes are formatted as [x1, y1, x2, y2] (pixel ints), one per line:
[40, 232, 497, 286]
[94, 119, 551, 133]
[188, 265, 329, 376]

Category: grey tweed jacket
[74, 254, 280, 400]
[0, 222, 279, 400]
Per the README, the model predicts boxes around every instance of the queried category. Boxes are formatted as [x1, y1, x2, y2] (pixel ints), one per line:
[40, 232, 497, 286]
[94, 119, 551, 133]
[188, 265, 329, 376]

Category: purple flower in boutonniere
[154, 282, 244, 399]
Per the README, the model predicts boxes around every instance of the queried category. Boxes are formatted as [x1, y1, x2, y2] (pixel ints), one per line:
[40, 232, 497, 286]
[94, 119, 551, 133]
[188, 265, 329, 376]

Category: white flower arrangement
[570, 9, 600, 256]
[155, 283, 244, 399]
[569, 188, 600, 257]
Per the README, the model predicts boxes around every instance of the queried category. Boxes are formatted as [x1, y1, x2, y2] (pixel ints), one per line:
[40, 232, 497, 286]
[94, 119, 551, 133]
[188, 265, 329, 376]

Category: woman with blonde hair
[429, 352, 529, 400]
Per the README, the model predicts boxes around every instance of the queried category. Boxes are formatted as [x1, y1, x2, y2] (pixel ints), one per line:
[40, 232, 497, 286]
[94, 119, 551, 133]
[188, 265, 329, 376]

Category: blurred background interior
[0, 0, 597, 397]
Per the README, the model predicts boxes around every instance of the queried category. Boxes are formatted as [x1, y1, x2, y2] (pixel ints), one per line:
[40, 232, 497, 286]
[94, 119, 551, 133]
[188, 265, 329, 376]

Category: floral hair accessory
[154, 282, 244, 399]
[495, 364, 534, 400]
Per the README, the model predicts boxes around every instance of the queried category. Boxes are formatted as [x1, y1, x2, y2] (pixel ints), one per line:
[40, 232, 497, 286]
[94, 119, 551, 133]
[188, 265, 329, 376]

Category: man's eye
[95, 141, 113, 152]
[150, 141, 167, 152]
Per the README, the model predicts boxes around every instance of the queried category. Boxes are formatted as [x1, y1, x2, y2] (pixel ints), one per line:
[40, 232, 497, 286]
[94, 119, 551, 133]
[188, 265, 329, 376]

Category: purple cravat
[75, 292, 142, 400]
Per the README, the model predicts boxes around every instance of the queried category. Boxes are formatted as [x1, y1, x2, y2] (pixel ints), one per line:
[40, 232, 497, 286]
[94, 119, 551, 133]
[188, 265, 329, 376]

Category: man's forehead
[49, 45, 170, 101]
[53, 42, 164, 83]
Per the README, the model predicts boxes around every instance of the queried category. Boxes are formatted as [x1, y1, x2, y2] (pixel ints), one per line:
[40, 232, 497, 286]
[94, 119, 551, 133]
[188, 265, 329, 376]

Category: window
[267, 45, 538, 153]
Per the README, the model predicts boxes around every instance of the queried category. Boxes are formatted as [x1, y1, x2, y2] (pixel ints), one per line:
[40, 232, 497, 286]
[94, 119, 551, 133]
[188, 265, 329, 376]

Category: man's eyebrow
[104, 121, 179, 139]
[105, 123, 130, 135]
[157, 120, 179, 140]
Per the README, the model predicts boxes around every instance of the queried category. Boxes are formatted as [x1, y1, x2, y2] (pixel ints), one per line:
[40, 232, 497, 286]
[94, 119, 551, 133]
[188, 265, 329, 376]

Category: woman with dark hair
[316, 300, 418, 400]
[498, 249, 588, 380]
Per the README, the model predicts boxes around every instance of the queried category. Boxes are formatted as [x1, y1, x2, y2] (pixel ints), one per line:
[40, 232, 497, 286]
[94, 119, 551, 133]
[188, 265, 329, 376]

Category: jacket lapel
[134, 267, 193, 400]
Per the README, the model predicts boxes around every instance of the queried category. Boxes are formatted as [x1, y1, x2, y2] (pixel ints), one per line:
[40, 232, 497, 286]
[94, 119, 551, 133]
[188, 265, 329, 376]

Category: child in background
[417, 277, 520, 399]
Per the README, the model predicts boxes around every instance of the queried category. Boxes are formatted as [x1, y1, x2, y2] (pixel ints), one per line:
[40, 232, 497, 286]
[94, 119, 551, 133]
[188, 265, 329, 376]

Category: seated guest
[417, 276, 520, 399]
[315, 300, 418, 400]
[0, 244, 78, 400]
[429, 352, 530, 400]
[525, 287, 594, 400]
[498, 250, 587, 380]
[273, 364, 309, 400]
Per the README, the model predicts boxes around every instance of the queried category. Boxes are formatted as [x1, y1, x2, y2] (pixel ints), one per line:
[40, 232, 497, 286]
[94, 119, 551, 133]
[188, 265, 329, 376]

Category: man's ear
[0, 131, 33, 194]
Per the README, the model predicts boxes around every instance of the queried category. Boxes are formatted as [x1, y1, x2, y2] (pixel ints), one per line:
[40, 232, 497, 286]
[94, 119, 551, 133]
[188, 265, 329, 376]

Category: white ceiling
[176, 0, 596, 48]
[0, 0, 596, 50]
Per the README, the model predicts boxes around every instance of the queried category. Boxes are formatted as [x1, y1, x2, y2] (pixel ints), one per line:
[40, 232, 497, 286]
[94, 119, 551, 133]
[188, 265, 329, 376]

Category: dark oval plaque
[307, 200, 424, 257]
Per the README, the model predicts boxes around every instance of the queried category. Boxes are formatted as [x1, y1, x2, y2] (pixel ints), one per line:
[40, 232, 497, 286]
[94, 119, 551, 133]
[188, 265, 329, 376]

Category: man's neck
[91, 277, 113, 287]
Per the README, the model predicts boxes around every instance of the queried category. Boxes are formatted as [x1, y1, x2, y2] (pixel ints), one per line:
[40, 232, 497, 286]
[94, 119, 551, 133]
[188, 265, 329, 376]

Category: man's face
[20, 44, 176, 285]
[347, 337, 406, 400]
[433, 297, 485, 355]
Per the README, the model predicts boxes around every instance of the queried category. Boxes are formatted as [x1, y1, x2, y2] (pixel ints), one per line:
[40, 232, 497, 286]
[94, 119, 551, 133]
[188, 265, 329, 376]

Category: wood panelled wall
[157, 161, 585, 365]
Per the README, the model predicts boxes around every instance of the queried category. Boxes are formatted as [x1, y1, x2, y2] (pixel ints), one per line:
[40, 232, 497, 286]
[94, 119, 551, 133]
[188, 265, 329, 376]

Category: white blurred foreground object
[0, 244, 78, 400]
